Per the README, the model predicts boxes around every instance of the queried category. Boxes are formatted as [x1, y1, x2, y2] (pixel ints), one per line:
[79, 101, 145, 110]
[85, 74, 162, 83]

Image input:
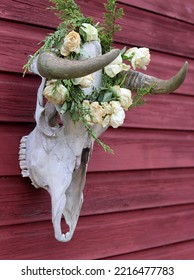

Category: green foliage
[52, 80, 62, 96]
[23, 24, 66, 75]
[98, 0, 124, 53]
[80, 117, 114, 154]
[61, 80, 113, 153]
[43, 23, 67, 50]
[48, 0, 93, 31]
[130, 84, 155, 108]
[22, 0, 127, 153]
[23, 0, 124, 74]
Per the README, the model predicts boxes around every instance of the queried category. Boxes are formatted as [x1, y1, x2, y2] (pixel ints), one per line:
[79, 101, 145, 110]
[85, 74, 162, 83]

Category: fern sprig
[130, 84, 155, 108]
[67, 82, 114, 153]
[99, 0, 124, 53]
[23, 24, 66, 75]
[48, 0, 93, 31]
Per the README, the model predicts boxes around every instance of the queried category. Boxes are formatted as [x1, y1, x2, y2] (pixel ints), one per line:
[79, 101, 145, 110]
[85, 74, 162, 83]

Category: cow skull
[19, 41, 188, 242]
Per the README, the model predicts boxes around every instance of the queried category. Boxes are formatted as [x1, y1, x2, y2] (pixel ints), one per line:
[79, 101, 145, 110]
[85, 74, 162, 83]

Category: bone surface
[19, 41, 106, 242]
[19, 40, 188, 242]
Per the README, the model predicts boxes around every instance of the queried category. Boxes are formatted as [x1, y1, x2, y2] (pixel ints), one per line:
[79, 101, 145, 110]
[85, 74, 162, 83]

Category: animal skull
[19, 41, 188, 242]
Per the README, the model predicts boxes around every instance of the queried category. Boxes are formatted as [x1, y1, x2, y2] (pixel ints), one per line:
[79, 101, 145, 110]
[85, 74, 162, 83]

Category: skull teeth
[21, 170, 30, 177]
[19, 135, 29, 177]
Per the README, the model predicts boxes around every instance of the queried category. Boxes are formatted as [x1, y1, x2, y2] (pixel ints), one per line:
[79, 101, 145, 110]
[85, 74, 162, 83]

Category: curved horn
[37, 49, 120, 80]
[125, 61, 188, 94]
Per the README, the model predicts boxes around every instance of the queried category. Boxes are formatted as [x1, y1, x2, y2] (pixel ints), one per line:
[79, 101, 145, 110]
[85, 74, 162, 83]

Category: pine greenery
[48, 0, 93, 31]
[23, 0, 151, 153]
[99, 0, 124, 53]
[23, 0, 124, 74]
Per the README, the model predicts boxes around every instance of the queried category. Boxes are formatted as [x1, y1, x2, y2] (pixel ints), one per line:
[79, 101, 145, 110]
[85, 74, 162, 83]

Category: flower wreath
[24, 0, 151, 152]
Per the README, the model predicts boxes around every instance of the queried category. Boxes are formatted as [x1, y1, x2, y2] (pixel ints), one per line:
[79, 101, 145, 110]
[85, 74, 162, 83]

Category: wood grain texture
[119, 0, 194, 25]
[0, 204, 194, 259]
[1, 123, 194, 176]
[0, 0, 59, 28]
[104, 240, 194, 260]
[0, 0, 194, 260]
[2, 0, 194, 28]
[114, 5, 194, 58]
[0, 73, 39, 123]
[1, 46, 192, 94]
[1, 71, 194, 129]
[1, 3, 194, 73]
[0, 20, 50, 73]
[1, 168, 194, 227]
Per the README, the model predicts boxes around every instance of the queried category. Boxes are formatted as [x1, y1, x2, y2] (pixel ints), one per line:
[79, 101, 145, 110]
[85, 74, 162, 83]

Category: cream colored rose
[80, 23, 98, 41]
[73, 74, 94, 88]
[124, 47, 150, 70]
[43, 81, 69, 105]
[82, 100, 105, 125]
[109, 101, 125, 128]
[104, 54, 130, 78]
[60, 31, 81, 56]
[82, 100, 90, 109]
[102, 115, 111, 128]
[90, 102, 105, 125]
[102, 102, 113, 115]
[112, 85, 133, 111]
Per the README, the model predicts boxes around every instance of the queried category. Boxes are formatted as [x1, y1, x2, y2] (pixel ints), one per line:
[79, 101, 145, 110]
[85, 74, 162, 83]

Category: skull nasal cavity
[81, 148, 91, 164]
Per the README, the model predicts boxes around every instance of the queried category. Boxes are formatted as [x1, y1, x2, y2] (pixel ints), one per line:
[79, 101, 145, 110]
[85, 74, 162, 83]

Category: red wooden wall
[0, 0, 194, 260]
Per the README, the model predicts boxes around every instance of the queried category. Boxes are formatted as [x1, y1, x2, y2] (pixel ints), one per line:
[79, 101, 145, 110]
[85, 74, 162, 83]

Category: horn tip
[179, 61, 188, 82]
[110, 48, 121, 57]
[183, 61, 188, 72]
[182, 60, 188, 69]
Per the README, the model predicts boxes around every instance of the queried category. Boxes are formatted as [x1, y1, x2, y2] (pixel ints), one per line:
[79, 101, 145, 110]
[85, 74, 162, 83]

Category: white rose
[104, 54, 130, 78]
[43, 81, 69, 105]
[90, 102, 105, 125]
[112, 85, 133, 111]
[80, 23, 99, 42]
[124, 47, 137, 60]
[73, 74, 94, 88]
[109, 101, 125, 128]
[124, 47, 150, 70]
[60, 31, 81, 56]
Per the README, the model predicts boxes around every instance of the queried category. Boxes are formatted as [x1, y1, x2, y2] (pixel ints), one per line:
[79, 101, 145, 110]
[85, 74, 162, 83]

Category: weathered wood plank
[0, 0, 59, 28]
[114, 5, 194, 58]
[119, 0, 194, 25]
[1, 0, 194, 31]
[1, 123, 194, 176]
[1, 5, 194, 75]
[1, 168, 194, 226]
[0, 73, 38, 123]
[1, 0, 194, 261]
[1, 19, 192, 75]
[0, 204, 194, 259]
[104, 240, 194, 260]
[0, 53, 193, 129]
[0, 20, 49, 73]
[82, 168, 194, 215]
[2, 0, 194, 28]
[123, 93, 194, 130]
[0, 0, 101, 28]
[1, 71, 193, 129]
